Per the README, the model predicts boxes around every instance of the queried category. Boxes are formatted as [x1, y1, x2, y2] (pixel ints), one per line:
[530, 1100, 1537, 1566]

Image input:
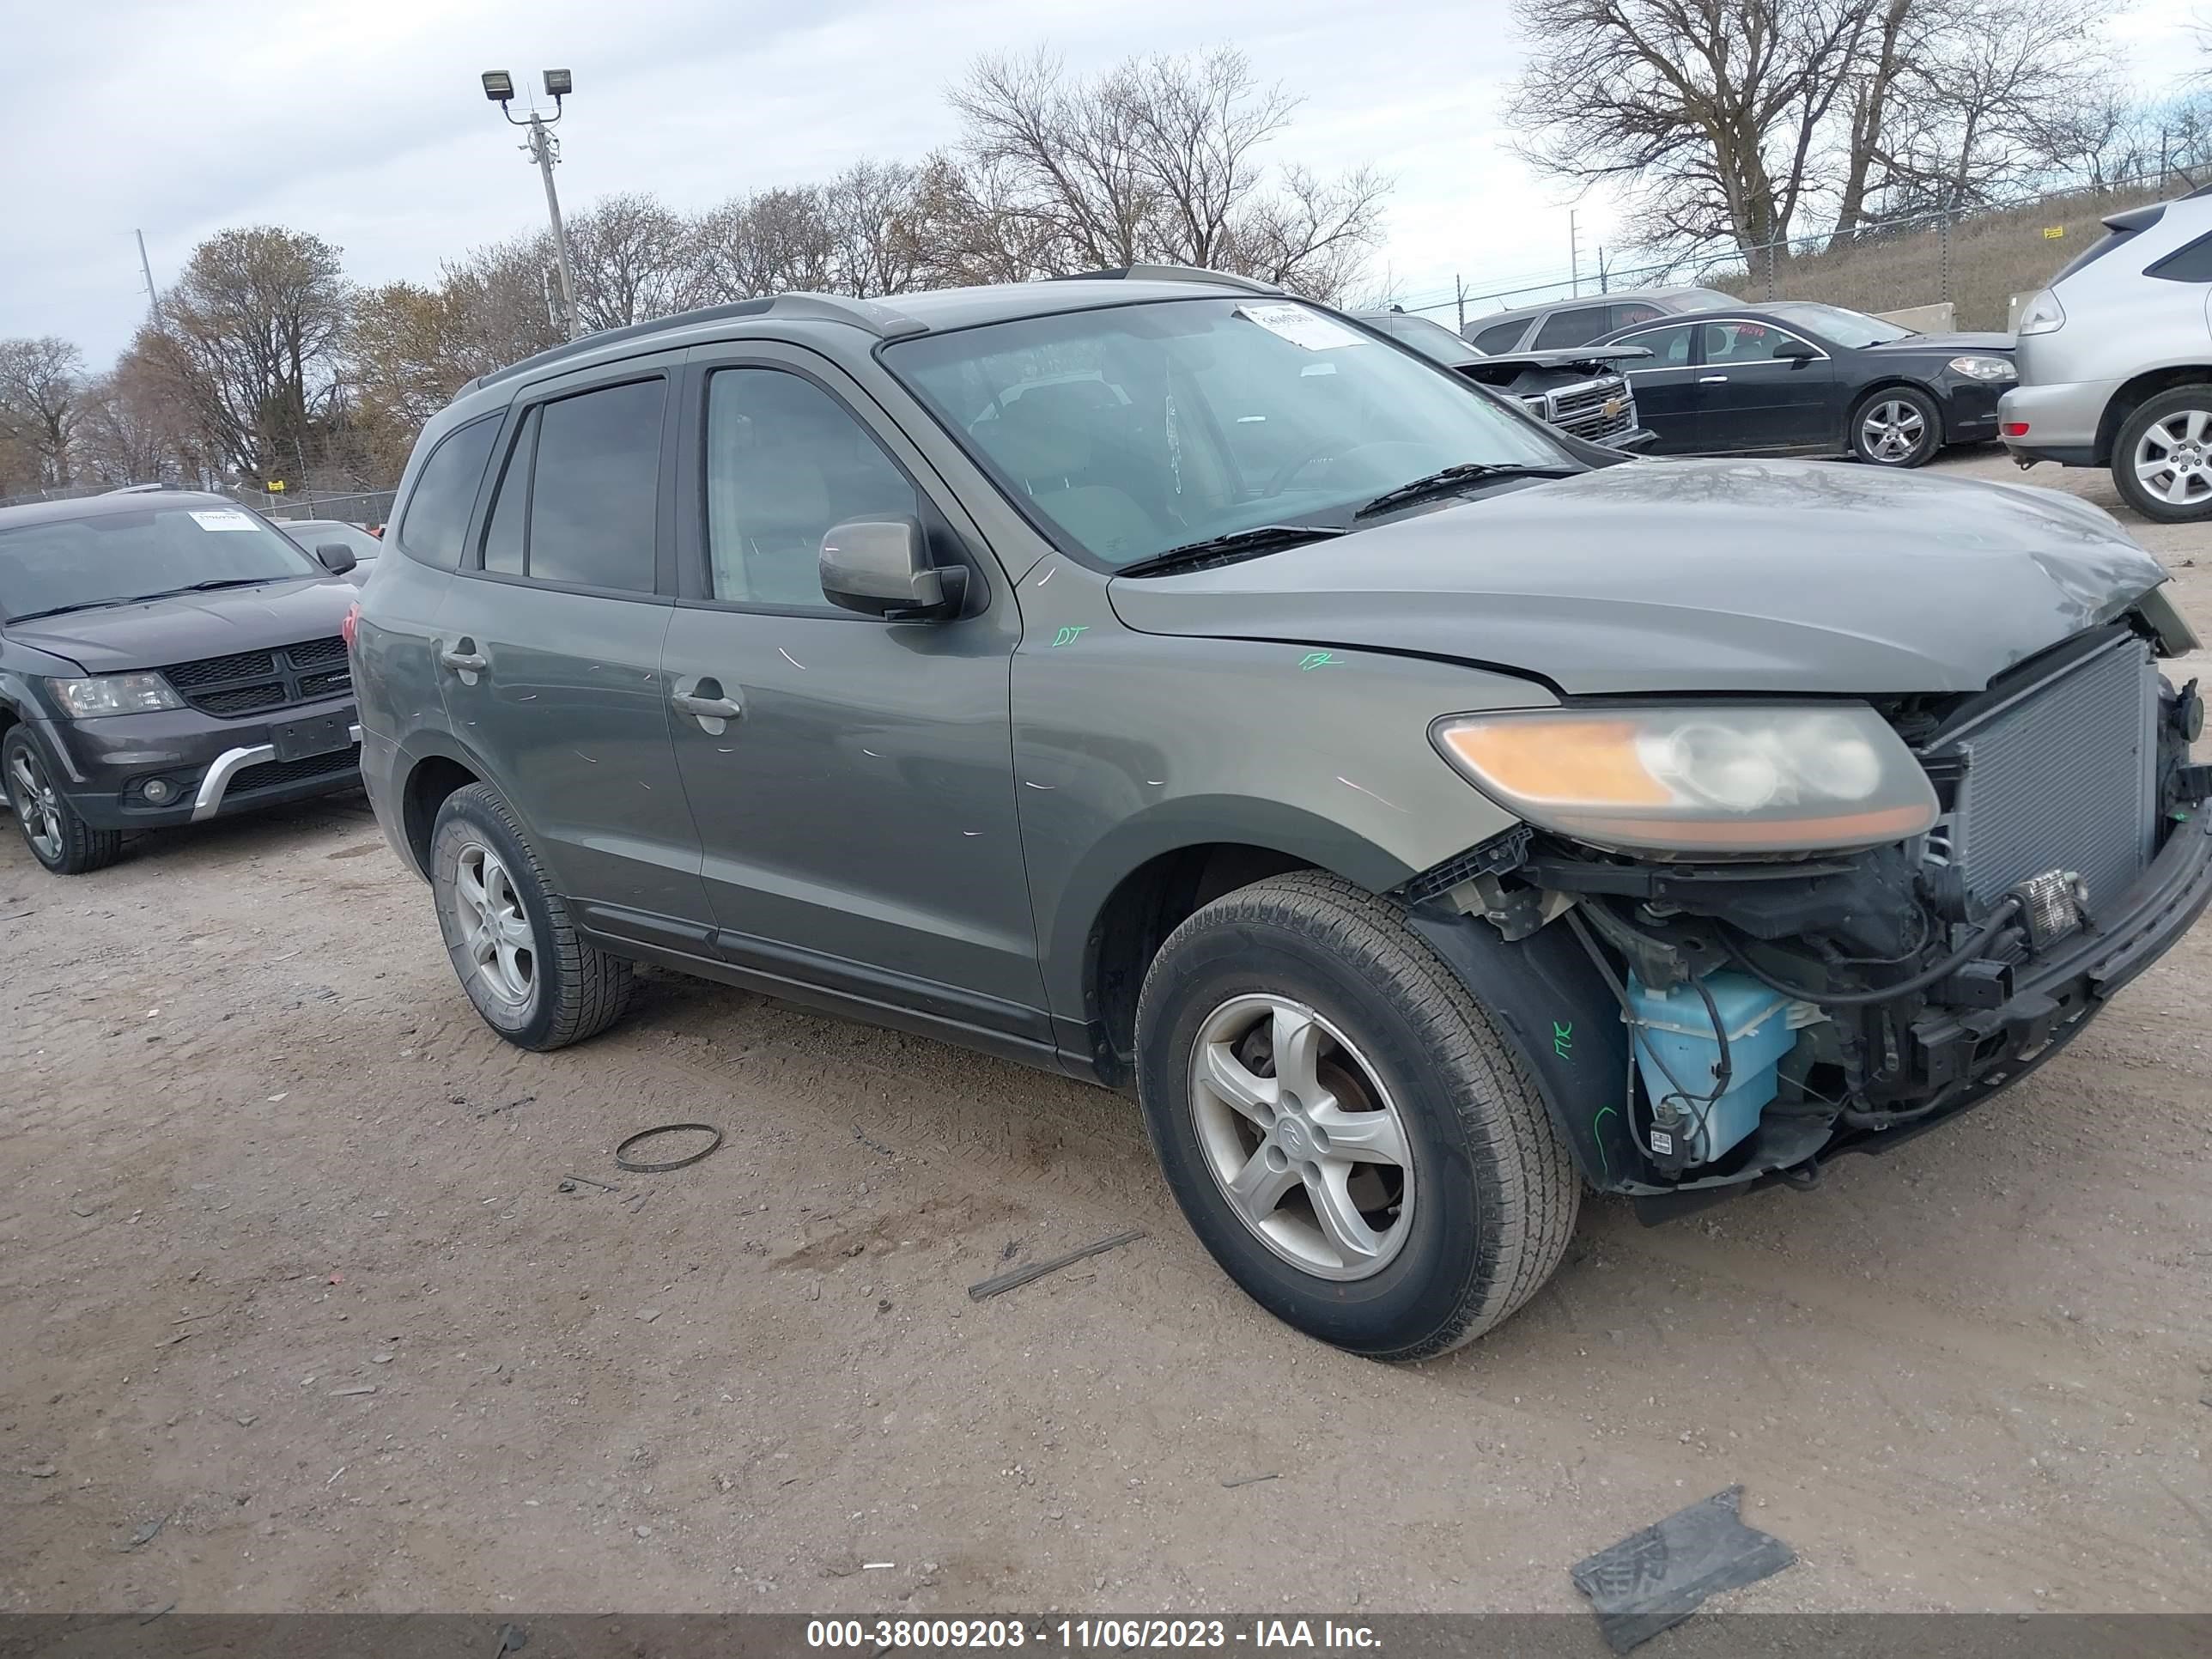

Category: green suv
[352, 269, 2211, 1359]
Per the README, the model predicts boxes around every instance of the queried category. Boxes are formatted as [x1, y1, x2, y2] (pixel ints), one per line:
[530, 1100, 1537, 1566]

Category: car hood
[1865, 331, 2014, 354]
[1105, 459, 2169, 696]
[4, 576, 355, 674]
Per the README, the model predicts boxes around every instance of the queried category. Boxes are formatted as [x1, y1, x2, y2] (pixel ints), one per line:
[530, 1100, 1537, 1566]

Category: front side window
[1533, 307, 1613, 348]
[703, 369, 920, 610]
[0, 505, 320, 621]
[1701, 320, 1814, 365]
[398, 416, 500, 568]
[884, 297, 1572, 569]
[477, 380, 664, 592]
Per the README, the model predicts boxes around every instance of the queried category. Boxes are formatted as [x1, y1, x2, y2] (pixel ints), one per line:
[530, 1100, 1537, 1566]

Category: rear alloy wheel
[1135, 871, 1580, 1361]
[430, 782, 634, 1050]
[2116, 387, 2212, 524]
[1851, 386, 1941, 467]
[3, 727, 124, 875]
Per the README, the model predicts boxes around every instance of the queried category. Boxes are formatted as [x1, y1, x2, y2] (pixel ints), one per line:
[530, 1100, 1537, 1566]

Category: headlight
[1948, 355, 2016, 381]
[46, 674, 185, 717]
[2014, 289, 2065, 336]
[1431, 705, 1939, 854]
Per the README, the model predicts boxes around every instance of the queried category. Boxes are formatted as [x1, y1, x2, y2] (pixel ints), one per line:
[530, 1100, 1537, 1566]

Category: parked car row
[8, 253, 2207, 1365]
[1454, 288, 2016, 468]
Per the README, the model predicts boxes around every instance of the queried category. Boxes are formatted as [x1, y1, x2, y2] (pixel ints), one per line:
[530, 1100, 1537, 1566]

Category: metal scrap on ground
[967, 1230, 1147, 1301]
[613, 1122, 725, 1173]
[1570, 1485, 1795, 1654]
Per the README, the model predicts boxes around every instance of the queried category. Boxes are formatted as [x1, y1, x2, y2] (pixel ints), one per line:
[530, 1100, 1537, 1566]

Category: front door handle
[672, 692, 744, 720]
[440, 641, 488, 672]
[1698, 374, 1729, 384]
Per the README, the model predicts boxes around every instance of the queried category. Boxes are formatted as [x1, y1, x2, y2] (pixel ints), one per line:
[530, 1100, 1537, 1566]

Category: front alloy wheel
[1189, 994, 1415, 1280]
[1136, 871, 1581, 1360]
[1855, 392, 1936, 466]
[2, 728, 124, 875]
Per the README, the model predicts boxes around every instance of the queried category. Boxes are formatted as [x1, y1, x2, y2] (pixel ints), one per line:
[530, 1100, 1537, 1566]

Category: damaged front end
[1403, 622, 2212, 1218]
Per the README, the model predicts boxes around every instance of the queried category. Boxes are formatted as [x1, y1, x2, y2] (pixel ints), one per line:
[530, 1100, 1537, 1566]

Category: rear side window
[1469, 320, 1528, 354]
[2147, 230, 2212, 284]
[1533, 307, 1614, 348]
[1609, 302, 1664, 331]
[396, 416, 499, 568]
[477, 379, 665, 592]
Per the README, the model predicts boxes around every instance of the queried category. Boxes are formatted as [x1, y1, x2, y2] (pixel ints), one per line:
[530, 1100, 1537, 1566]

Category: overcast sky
[1, 0, 2203, 369]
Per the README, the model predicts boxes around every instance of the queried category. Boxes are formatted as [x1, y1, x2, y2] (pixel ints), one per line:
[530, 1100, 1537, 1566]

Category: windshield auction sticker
[187, 509, 259, 531]
[1235, 302, 1370, 350]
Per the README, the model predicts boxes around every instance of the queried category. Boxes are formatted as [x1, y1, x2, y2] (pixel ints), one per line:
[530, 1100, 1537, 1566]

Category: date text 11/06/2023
[805, 1619, 1382, 1650]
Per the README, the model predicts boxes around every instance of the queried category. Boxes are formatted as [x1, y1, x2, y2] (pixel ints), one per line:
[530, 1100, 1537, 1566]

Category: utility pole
[1569, 210, 1581, 297]
[134, 230, 159, 323]
[482, 69, 580, 340]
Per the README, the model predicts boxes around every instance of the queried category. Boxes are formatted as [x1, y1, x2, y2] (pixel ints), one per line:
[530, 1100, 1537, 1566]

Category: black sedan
[1590, 300, 2016, 468]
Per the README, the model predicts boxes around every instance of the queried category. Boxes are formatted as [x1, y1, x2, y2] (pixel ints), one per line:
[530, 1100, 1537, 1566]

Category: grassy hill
[1717, 182, 2176, 330]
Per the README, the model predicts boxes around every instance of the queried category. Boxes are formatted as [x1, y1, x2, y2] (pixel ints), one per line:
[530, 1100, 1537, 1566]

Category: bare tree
[72, 360, 196, 487]
[561, 191, 692, 331]
[1505, 0, 1878, 256]
[822, 160, 932, 296]
[687, 186, 836, 305]
[942, 46, 1389, 293]
[133, 226, 351, 478]
[0, 336, 86, 486]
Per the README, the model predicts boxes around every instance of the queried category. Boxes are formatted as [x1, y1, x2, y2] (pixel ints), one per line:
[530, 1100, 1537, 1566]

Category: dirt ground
[3, 447, 2210, 1620]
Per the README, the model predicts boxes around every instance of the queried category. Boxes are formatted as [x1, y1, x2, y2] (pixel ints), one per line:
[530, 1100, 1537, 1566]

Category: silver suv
[2003, 186, 2212, 521]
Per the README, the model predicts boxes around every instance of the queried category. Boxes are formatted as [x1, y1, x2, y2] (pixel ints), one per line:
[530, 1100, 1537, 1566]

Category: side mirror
[819, 518, 966, 619]
[314, 541, 358, 575]
[1773, 339, 1817, 363]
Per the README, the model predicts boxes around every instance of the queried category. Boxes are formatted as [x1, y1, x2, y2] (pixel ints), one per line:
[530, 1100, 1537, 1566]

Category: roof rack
[1049, 264, 1285, 295]
[468, 293, 929, 393]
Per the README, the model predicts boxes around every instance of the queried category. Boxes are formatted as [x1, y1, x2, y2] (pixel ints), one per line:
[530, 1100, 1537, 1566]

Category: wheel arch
[2097, 366, 2212, 466]
[1060, 799, 1417, 1083]
[392, 732, 489, 879]
[1844, 376, 1946, 453]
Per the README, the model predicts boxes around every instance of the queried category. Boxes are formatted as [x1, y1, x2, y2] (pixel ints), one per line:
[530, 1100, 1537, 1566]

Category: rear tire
[1850, 386, 1942, 468]
[3, 727, 125, 875]
[430, 782, 634, 1050]
[1134, 871, 1580, 1360]
[2113, 386, 2212, 524]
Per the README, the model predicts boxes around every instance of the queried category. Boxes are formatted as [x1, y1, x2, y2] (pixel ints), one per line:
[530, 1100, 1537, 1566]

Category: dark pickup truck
[1359, 309, 1654, 450]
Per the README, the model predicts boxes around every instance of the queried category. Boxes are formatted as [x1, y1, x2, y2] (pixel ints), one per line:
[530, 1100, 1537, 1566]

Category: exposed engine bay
[1407, 618, 2212, 1216]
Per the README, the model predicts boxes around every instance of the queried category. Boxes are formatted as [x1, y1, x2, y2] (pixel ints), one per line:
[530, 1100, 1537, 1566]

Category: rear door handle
[1698, 374, 1729, 384]
[440, 641, 488, 672]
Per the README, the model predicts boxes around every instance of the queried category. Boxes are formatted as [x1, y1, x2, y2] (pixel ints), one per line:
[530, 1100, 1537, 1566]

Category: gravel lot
[3, 447, 2209, 1618]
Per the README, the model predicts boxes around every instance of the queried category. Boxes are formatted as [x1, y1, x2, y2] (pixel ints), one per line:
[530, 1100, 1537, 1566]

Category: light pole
[483, 69, 580, 340]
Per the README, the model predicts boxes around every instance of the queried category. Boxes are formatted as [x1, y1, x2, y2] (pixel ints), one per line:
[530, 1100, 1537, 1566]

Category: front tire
[430, 782, 634, 1050]
[1850, 386, 1942, 467]
[3, 727, 124, 875]
[2114, 386, 2212, 523]
[1134, 872, 1580, 1360]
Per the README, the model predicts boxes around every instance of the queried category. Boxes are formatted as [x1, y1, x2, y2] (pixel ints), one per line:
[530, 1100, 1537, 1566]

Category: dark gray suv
[354, 270, 2212, 1359]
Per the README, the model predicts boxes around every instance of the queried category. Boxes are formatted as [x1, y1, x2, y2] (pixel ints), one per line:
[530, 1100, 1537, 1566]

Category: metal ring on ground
[614, 1122, 725, 1173]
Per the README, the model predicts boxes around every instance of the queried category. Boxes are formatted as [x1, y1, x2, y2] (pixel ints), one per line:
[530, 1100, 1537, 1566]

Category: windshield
[1765, 301, 1914, 348]
[0, 504, 320, 620]
[283, 520, 382, 560]
[884, 296, 1574, 568]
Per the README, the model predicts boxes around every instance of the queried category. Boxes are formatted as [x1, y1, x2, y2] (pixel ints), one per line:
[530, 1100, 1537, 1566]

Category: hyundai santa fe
[351, 269, 2211, 1359]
